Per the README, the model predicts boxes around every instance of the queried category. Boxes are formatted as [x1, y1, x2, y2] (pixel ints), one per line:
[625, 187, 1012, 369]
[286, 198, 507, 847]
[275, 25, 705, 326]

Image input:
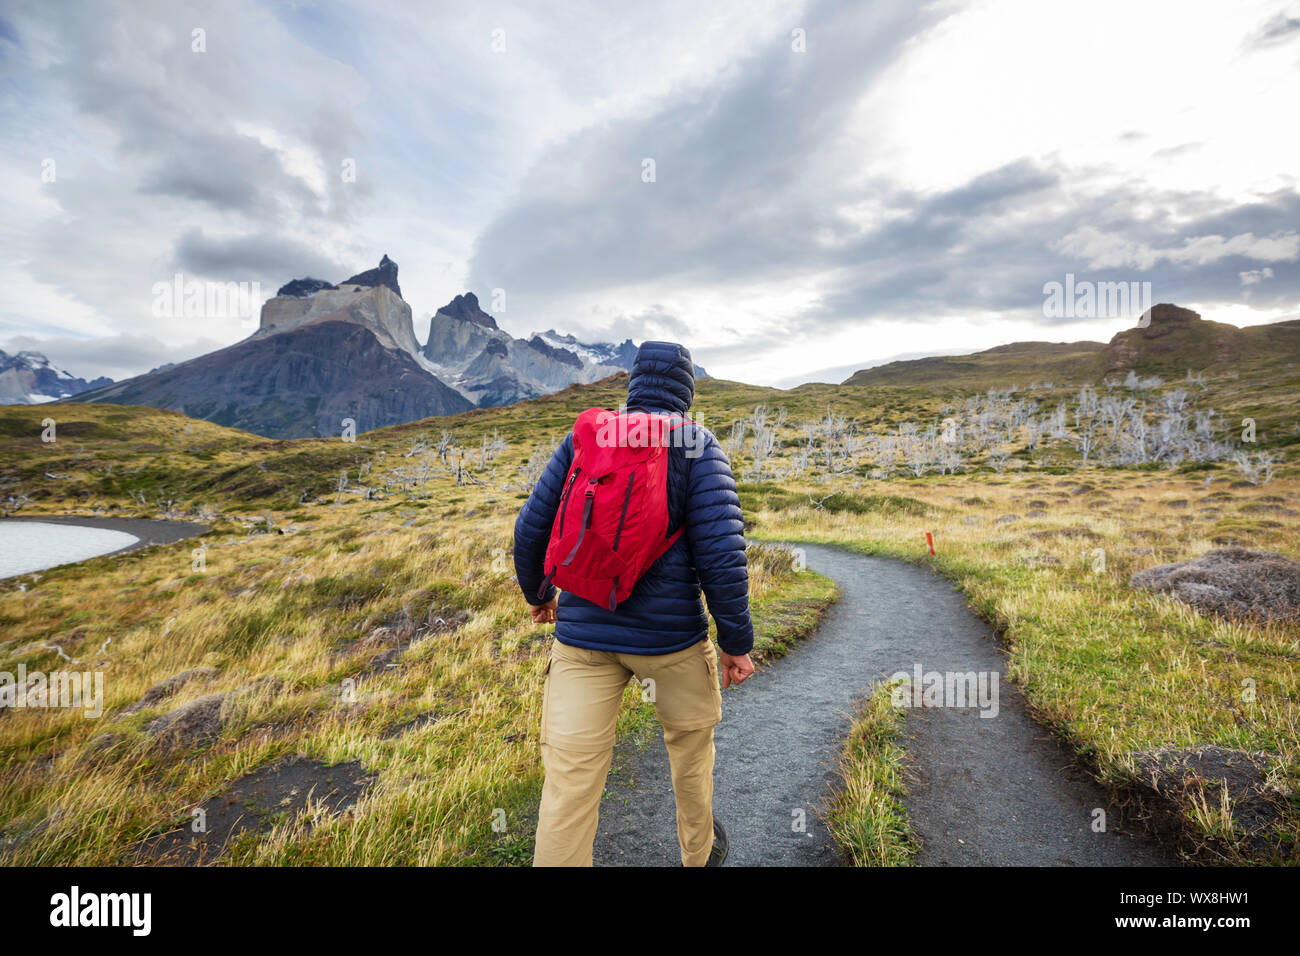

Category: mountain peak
[436, 292, 499, 330]
[527, 334, 583, 368]
[342, 254, 402, 299]
[258, 270, 419, 355]
[0, 348, 113, 404]
[276, 277, 338, 298]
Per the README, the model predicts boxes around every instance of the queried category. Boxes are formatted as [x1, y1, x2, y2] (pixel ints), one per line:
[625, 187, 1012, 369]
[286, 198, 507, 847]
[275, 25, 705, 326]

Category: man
[514, 340, 755, 867]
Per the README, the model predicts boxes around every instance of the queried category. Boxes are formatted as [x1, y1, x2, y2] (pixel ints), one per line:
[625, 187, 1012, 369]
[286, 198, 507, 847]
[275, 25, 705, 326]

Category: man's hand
[720, 651, 754, 689]
[529, 596, 558, 624]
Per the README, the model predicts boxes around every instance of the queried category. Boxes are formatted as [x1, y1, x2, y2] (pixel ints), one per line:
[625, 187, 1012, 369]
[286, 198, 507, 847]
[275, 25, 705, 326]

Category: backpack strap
[655, 525, 685, 561]
[561, 486, 596, 568]
[536, 486, 595, 600]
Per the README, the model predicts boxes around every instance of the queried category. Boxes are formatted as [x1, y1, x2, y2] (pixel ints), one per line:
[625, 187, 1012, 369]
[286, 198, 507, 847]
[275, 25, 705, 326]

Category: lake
[0, 521, 140, 579]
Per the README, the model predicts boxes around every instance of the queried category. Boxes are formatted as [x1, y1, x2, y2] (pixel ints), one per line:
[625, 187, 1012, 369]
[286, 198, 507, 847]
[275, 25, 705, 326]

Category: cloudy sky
[1, 0, 1298, 386]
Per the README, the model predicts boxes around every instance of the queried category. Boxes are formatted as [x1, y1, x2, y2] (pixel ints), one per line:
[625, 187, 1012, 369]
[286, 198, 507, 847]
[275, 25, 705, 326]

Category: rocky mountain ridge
[0, 350, 113, 405]
[72, 256, 660, 437]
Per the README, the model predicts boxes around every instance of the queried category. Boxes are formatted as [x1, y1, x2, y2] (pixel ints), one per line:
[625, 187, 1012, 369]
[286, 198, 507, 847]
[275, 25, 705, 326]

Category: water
[0, 521, 139, 579]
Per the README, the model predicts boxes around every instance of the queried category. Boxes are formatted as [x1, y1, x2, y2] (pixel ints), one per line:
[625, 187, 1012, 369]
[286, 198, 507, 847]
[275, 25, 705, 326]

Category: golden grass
[0, 478, 832, 865]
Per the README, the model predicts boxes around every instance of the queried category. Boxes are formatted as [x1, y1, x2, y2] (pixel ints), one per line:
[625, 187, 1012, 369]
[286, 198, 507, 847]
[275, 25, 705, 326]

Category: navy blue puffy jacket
[513, 341, 754, 656]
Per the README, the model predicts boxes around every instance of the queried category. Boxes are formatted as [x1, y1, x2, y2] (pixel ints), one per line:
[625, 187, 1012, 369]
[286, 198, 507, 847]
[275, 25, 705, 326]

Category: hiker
[513, 340, 755, 867]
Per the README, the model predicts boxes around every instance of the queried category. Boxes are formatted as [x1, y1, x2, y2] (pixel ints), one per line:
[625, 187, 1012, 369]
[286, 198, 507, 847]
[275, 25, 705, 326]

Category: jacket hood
[626, 340, 694, 415]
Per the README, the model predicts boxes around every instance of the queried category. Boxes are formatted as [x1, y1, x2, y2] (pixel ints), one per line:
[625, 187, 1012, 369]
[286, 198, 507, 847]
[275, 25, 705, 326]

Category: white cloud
[1055, 226, 1300, 270]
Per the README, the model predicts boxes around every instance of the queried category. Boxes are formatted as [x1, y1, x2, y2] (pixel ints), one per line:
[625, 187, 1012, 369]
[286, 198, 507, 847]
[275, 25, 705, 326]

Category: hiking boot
[705, 816, 728, 867]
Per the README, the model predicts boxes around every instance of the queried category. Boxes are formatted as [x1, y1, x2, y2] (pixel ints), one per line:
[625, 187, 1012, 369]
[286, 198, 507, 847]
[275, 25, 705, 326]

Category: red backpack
[538, 407, 691, 611]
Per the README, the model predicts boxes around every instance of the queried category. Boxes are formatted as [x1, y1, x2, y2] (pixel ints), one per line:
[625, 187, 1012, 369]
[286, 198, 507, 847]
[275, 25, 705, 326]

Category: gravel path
[593, 543, 1174, 866]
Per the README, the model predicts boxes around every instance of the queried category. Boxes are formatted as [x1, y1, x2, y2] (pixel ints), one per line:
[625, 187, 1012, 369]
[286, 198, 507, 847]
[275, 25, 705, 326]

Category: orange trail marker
[925, 531, 935, 556]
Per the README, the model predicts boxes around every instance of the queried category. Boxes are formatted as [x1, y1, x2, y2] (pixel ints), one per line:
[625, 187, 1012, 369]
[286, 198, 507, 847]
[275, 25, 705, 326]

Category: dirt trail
[594, 543, 1174, 866]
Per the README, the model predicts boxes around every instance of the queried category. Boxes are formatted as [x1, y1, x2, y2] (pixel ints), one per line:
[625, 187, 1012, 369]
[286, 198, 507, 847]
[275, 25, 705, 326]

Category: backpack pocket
[551, 528, 632, 611]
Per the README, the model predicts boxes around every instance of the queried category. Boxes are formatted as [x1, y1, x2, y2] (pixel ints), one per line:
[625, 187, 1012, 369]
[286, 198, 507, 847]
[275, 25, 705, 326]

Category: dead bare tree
[2, 491, 31, 517]
[1232, 451, 1279, 485]
[1068, 392, 1101, 464]
[480, 429, 506, 468]
[821, 408, 858, 474]
[517, 442, 550, 491]
[748, 405, 777, 482]
[453, 449, 486, 487]
[415, 454, 435, 494]
[1099, 395, 1136, 443]
[725, 419, 746, 459]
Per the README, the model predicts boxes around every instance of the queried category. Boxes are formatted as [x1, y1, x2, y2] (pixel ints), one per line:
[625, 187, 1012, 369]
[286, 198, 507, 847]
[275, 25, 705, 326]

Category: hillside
[843, 306, 1300, 391]
[844, 340, 1106, 389]
[5, 341, 1299, 521]
[72, 321, 474, 439]
[1105, 310, 1300, 378]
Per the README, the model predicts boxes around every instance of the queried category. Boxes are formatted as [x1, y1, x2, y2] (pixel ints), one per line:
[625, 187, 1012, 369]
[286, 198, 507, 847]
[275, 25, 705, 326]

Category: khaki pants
[533, 637, 724, 867]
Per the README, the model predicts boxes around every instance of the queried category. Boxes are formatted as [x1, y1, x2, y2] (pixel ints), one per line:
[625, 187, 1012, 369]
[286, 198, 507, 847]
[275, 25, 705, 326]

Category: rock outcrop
[1102, 304, 1243, 376]
[145, 692, 229, 754]
[276, 277, 338, 298]
[1130, 547, 1300, 622]
[257, 280, 421, 356]
[341, 253, 402, 298]
[437, 292, 498, 330]
[120, 666, 219, 717]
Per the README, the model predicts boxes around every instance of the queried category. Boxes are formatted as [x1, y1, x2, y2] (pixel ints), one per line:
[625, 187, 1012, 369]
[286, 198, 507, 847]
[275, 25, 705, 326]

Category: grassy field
[1, 350, 1296, 864]
[0, 395, 835, 865]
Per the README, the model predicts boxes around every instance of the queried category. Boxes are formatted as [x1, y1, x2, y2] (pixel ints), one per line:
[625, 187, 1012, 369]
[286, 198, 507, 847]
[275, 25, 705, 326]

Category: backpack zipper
[556, 468, 580, 537]
[538, 468, 582, 600]
[612, 471, 635, 552]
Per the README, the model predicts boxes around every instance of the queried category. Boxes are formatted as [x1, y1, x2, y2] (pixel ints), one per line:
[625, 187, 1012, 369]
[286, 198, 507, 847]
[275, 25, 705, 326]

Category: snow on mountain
[0, 350, 113, 405]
